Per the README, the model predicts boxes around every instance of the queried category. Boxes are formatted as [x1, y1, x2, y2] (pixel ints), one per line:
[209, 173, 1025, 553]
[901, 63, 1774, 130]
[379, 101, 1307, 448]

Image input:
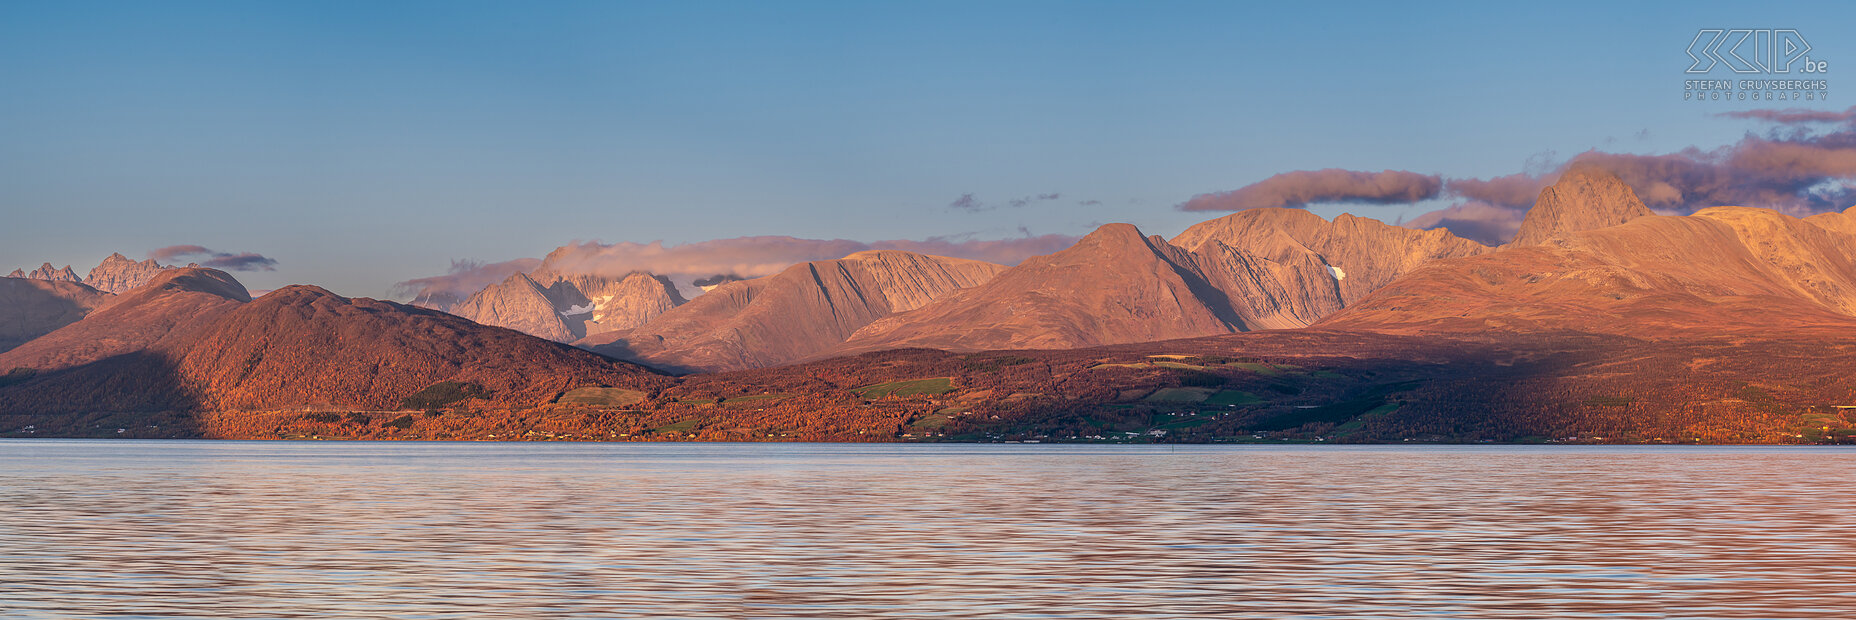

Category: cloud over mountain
[390, 258, 542, 308]
[1402, 201, 1529, 247]
[1179, 169, 1444, 211]
[1221, 106, 1856, 245]
[148, 245, 213, 262]
[1717, 105, 1856, 125]
[146, 245, 279, 271]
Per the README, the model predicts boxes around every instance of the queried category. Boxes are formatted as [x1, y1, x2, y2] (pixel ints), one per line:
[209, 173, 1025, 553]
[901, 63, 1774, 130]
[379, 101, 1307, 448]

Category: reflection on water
[2, 441, 1853, 618]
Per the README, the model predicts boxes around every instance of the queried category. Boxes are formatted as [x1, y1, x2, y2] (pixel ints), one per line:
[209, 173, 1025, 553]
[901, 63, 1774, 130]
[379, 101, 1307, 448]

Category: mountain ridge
[582, 250, 1005, 372]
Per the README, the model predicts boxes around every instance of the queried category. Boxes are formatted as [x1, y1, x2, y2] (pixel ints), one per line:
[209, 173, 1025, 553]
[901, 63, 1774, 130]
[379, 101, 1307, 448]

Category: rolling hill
[0, 269, 666, 418]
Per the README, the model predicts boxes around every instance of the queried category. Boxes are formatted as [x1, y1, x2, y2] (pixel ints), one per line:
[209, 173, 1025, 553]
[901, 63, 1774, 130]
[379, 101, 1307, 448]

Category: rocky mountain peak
[86, 253, 174, 293]
[450, 269, 690, 343]
[21, 263, 82, 283]
[1510, 166, 1653, 246]
[578, 272, 687, 335]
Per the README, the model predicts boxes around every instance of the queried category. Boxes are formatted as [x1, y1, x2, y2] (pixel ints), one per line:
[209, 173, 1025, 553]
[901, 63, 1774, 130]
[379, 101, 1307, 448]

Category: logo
[1683, 29, 1829, 102]
[1686, 30, 1825, 73]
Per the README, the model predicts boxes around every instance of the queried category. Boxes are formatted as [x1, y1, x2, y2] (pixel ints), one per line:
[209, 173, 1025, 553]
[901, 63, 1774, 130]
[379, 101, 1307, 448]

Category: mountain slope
[1320, 206, 1856, 337]
[1171, 207, 1488, 325]
[450, 272, 578, 342]
[1806, 205, 1856, 237]
[584, 250, 1005, 372]
[0, 278, 111, 353]
[836, 211, 1488, 355]
[0, 271, 665, 415]
[0, 268, 251, 372]
[836, 224, 1245, 354]
[167, 286, 664, 411]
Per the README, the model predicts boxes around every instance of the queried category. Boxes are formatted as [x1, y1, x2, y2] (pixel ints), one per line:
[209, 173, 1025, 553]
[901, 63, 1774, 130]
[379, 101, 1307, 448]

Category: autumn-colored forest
[10, 328, 1854, 444]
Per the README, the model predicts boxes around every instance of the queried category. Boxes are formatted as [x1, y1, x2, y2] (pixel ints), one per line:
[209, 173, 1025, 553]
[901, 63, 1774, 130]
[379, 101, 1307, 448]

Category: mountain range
[581, 250, 1005, 372]
[6, 252, 177, 294]
[4, 167, 1854, 443]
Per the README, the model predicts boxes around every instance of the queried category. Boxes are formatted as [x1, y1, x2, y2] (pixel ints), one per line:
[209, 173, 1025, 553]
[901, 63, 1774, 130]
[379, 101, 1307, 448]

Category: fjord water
[2, 441, 1852, 619]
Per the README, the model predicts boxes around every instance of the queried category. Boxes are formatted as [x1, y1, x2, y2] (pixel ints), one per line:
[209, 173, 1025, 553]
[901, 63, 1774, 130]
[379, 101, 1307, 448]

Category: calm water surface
[2, 441, 1853, 618]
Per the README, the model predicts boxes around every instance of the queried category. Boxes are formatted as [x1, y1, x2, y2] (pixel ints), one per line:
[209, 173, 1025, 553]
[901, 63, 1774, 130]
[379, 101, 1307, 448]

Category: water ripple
[2, 441, 1853, 618]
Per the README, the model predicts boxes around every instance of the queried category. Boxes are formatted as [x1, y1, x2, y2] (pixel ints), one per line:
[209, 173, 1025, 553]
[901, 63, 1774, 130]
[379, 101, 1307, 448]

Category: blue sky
[2, 1, 1851, 296]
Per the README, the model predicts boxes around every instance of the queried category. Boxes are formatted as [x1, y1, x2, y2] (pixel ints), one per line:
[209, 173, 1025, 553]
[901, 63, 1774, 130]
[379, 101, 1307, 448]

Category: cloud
[389, 258, 542, 308]
[147, 245, 212, 262]
[869, 233, 1079, 265]
[1444, 172, 1554, 209]
[1179, 169, 1444, 211]
[693, 274, 746, 288]
[200, 252, 278, 272]
[1566, 135, 1856, 216]
[951, 192, 1067, 211]
[532, 236, 873, 282]
[397, 232, 1082, 304]
[1717, 105, 1856, 126]
[1402, 201, 1525, 247]
[1382, 106, 1856, 243]
[146, 245, 279, 272]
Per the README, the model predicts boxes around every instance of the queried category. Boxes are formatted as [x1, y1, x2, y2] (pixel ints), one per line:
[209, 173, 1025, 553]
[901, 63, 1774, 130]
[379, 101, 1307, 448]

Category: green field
[1334, 403, 1400, 432]
[652, 419, 700, 434]
[557, 387, 648, 406]
[1204, 390, 1264, 406]
[1231, 362, 1284, 376]
[854, 377, 955, 399]
[1152, 361, 1210, 371]
[1144, 387, 1215, 403]
[907, 413, 954, 432]
[401, 381, 491, 409]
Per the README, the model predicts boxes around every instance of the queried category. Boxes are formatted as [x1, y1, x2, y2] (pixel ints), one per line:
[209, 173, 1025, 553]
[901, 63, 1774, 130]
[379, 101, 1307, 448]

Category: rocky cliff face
[85, 253, 173, 293]
[1171, 207, 1489, 322]
[450, 273, 578, 342]
[583, 251, 1006, 372]
[576, 272, 686, 335]
[449, 270, 687, 343]
[1508, 166, 1654, 246]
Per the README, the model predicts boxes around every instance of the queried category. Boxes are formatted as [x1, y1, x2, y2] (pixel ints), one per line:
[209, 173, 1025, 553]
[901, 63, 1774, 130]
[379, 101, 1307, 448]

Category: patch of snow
[1327, 265, 1346, 280]
[561, 303, 595, 316]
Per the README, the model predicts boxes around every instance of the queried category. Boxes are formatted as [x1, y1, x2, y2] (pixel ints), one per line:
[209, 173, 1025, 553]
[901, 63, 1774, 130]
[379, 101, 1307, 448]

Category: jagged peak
[1510, 165, 1652, 246]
